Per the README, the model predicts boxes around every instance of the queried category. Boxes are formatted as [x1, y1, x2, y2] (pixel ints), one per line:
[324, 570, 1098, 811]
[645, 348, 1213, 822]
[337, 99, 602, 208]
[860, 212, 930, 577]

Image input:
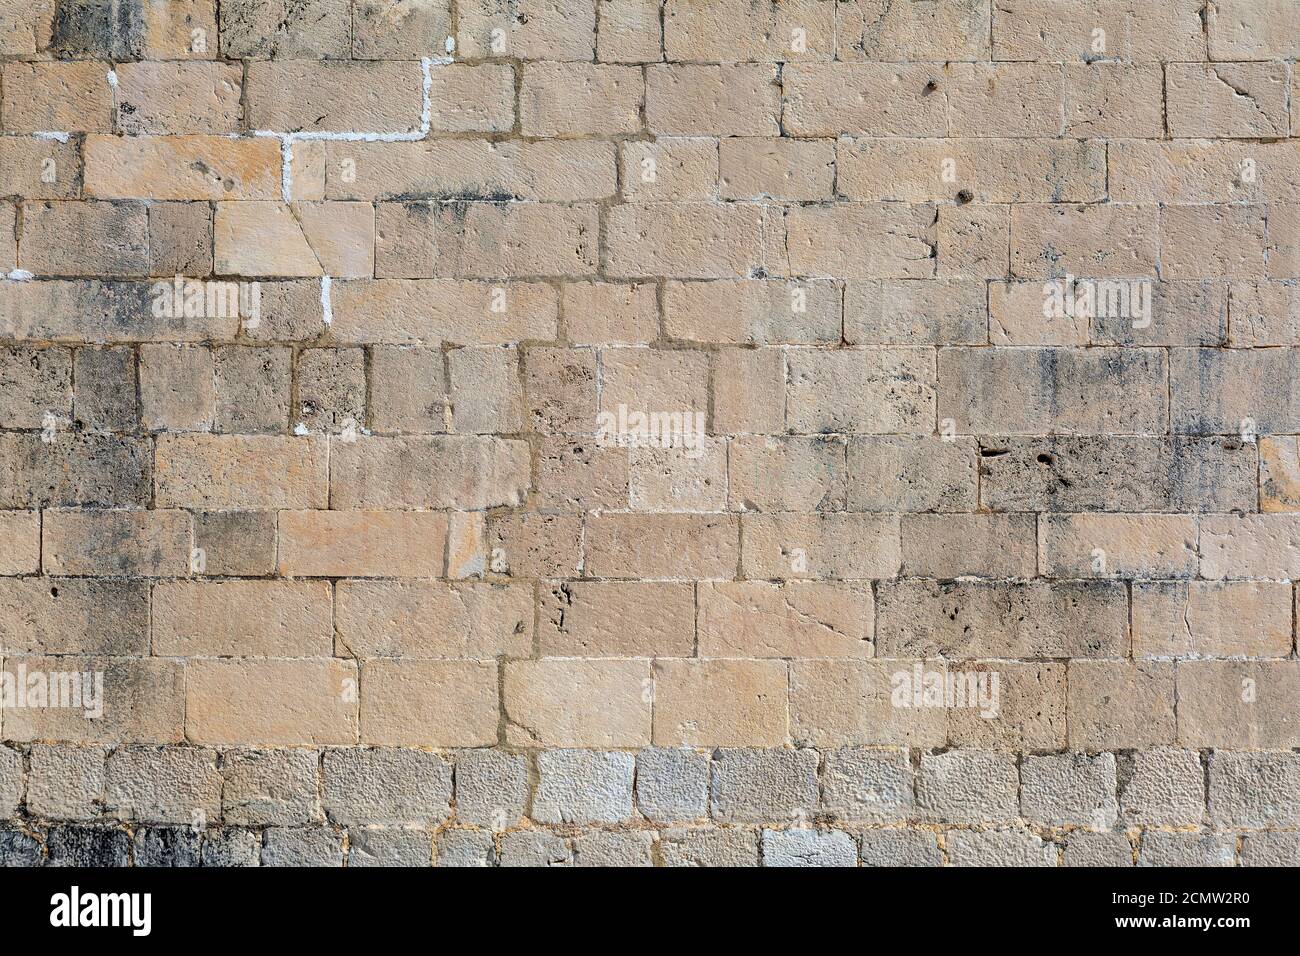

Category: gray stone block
[1138, 831, 1235, 867]
[533, 750, 634, 825]
[636, 747, 709, 822]
[436, 828, 498, 867]
[822, 748, 913, 823]
[762, 828, 858, 867]
[1240, 832, 1300, 867]
[322, 748, 452, 826]
[134, 826, 201, 867]
[0, 829, 43, 867]
[574, 830, 655, 866]
[0, 746, 23, 818]
[201, 827, 261, 867]
[46, 825, 132, 867]
[1021, 752, 1118, 828]
[1064, 831, 1133, 867]
[1118, 748, 1204, 827]
[500, 830, 571, 867]
[104, 746, 222, 824]
[261, 827, 345, 866]
[859, 829, 942, 867]
[710, 748, 819, 824]
[27, 745, 105, 820]
[660, 827, 759, 867]
[348, 827, 432, 867]
[917, 750, 1019, 825]
[1208, 751, 1300, 828]
[222, 749, 320, 826]
[455, 749, 529, 829]
[946, 829, 1057, 867]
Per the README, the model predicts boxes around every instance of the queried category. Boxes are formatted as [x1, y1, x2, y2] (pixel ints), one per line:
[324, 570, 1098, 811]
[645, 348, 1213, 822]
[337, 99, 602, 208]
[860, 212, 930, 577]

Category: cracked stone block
[635, 748, 709, 823]
[532, 750, 634, 825]
[762, 829, 857, 867]
[499, 830, 571, 867]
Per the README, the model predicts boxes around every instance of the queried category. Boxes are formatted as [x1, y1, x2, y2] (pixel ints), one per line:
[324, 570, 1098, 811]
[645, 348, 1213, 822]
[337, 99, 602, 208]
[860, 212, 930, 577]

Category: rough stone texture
[532, 750, 634, 825]
[762, 828, 858, 867]
[0, 0, 1293, 869]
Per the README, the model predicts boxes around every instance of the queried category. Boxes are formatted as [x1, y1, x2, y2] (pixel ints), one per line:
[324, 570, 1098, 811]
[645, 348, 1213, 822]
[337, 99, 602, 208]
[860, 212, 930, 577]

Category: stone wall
[0, 0, 1297, 866]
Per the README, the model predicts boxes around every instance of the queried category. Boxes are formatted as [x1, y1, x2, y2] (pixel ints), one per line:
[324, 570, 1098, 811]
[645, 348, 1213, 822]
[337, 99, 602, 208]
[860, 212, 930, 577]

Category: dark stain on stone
[51, 0, 145, 59]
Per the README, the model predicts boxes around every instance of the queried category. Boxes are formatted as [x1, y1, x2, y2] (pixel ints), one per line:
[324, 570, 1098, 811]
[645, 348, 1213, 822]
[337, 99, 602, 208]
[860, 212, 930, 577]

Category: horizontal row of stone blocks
[1, 1, 1290, 64]
[2, 745, 1296, 828]
[3, 822, 1297, 867]
[0, 646, 1296, 741]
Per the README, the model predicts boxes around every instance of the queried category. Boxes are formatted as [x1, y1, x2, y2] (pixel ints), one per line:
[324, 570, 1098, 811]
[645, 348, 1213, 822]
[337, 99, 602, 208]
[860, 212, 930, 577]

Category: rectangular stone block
[1067, 661, 1177, 749]
[741, 513, 901, 580]
[503, 659, 651, 748]
[186, 659, 359, 746]
[646, 64, 780, 136]
[837, 138, 1105, 204]
[664, 279, 840, 345]
[0, 578, 149, 655]
[978, 436, 1258, 513]
[1038, 514, 1198, 579]
[336, 580, 533, 658]
[584, 514, 738, 579]
[155, 435, 328, 509]
[786, 203, 936, 279]
[360, 660, 498, 747]
[1, 656, 184, 745]
[539, 581, 694, 657]
[788, 349, 936, 434]
[42, 509, 190, 577]
[877, 579, 1127, 659]
[940, 347, 1167, 435]
[152, 580, 333, 657]
[278, 510, 447, 578]
[789, 659, 947, 747]
[782, 64, 946, 136]
[901, 513, 1037, 578]
[1177, 661, 1300, 748]
[698, 581, 872, 658]
[84, 135, 281, 200]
